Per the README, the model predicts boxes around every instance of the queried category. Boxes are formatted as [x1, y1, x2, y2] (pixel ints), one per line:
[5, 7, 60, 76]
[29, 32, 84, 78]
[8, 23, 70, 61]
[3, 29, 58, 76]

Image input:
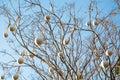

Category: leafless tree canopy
[0, 0, 120, 80]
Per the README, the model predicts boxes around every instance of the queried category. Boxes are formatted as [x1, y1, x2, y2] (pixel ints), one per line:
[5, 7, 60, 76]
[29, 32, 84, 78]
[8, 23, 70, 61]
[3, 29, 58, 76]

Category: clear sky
[0, 0, 118, 50]
[0, 0, 119, 80]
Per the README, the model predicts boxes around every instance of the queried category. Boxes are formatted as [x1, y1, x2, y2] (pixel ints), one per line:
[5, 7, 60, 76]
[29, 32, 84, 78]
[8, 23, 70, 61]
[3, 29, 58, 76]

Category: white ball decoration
[105, 50, 113, 56]
[9, 26, 15, 32]
[85, 21, 91, 26]
[72, 26, 78, 31]
[75, 72, 83, 80]
[20, 51, 25, 57]
[34, 38, 43, 46]
[49, 67, 54, 73]
[12, 74, 18, 80]
[44, 15, 50, 22]
[93, 20, 98, 26]
[28, 53, 34, 58]
[53, 78, 57, 80]
[17, 57, 24, 64]
[1, 75, 4, 79]
[58, 52, 63, 58]
[63, 39, 69, 45]
[3, 33, 8, 38]
[100, 60, 109, 68]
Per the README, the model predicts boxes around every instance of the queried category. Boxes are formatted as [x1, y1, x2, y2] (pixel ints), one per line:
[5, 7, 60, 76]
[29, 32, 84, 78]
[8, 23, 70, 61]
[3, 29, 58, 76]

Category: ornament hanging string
[40, 22, 46, 38]
[12, 16, 20, 27]
[33, 44, 37, 53]
[16, 66, 21, 74]
[6, 24, 10, 33]
[2, 64, 5, 76]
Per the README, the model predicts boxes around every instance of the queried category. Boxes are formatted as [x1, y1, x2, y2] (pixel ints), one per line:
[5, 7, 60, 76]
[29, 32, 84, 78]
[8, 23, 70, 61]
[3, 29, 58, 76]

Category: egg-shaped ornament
[58, 52, 63, 58]
[3, 33, 8, 38]
[12, 74, 18, 80]
[34, 38, 43, 46]
[63, 39, 70, 45]
[17, 57, 24, 64]
[76, 72, 83, 79]
[72, 26, 78, 31]
[9, 26, 15, 32]
[93, 20, 98, 26]
[49, 67, 54, 73]
[44, 15, 50, 22]
[1, 75, 4, 79]
[20, 51, 25, 57]
[105, 50, 113, 56]
[100, 60, 109, 68]
[114, 66, 120, 75]
[85, 21, 91, 26]
[28, 53, 34, 58]
[53, 78, 57, 80]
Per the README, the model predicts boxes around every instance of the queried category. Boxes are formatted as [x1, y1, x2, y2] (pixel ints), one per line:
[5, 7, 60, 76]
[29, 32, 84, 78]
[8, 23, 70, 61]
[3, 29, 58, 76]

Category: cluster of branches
[0, 0, 120, 80]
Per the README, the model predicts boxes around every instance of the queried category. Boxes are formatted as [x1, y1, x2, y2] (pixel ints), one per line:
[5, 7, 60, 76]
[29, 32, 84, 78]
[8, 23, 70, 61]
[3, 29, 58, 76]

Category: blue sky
[0, 0, 120, 80]
[0, 0, 118, 50]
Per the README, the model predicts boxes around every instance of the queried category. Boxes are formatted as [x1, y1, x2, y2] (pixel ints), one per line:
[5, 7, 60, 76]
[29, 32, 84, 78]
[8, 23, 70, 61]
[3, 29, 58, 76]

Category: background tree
[0, 0, 120, 80]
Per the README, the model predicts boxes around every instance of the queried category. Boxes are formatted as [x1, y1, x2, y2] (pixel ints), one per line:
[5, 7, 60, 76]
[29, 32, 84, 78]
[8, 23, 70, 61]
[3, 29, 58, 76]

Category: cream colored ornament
[49, 67, 53, 73]
[114, 66, 120, 75]
[53, 78, 57, 80]
[28, 53, 34, 58]
[72, 26, 78, 31]
[101, 60, 109, 68]
[61, 23, 64, 28]
[35, 38, 43, 46]
[20, 51, 25, 57]
[116, 60, 120, 66]
[3, 33, 8, 38]
[105, 50, 112, 56]
[9, 26, 15, 32]
[1, 75, 4, 79]
[75, 72, 83, 80]
[44, 15, 50, 22]
[12, 74, 18, 80]
[110, 12, 116, 16]
[63, 39, 69, 45]
[58, 52, 63, 58]
[17, 57, 24, 64]
[85, 21, 91, 26]
[93, 20, 98, 26]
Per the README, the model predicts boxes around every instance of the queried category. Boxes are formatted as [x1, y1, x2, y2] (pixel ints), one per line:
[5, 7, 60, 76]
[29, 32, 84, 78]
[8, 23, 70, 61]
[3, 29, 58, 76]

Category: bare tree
[0, 0, 120, 80]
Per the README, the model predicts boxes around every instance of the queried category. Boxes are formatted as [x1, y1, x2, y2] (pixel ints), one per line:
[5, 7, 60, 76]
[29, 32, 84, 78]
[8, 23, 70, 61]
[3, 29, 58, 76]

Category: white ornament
[44, 15, 50, 22]
[53, 78, 57, 80]
[93, 20, 98, 26]
[58, 52, 63, 58]
[85, 21, 91, 26]
[49, 67, 53, 73]
[35, 38, 43, 46]
[105, 50, 112, 56]
[12, 74, 18, 80]
[9, 26, 15, 32]
[17, 57, 24, 64]
[76, 72, 83, 79]
[20, 51, 25, 57]
[3, 33, 8, 38]
[101, 60, 109, 68]
[72, 26, 78, 31]
[1, 75, 4, 79]
[28, 53, 34, 58]
[63, 39, 69, 45]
